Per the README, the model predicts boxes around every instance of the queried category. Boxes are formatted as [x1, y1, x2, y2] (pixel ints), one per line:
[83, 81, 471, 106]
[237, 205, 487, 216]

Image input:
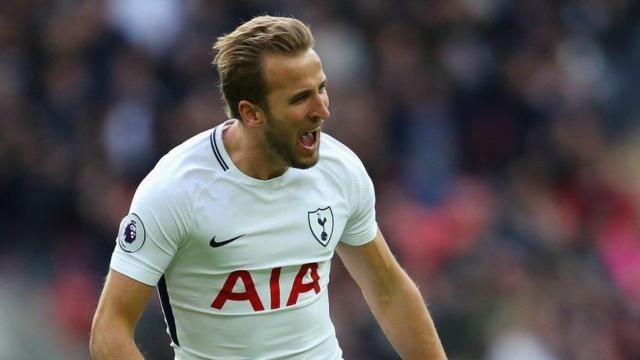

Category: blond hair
[213, 15, 315, 119]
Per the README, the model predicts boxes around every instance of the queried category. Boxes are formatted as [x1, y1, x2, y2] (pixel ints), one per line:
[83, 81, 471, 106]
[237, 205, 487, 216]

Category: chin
[290, 153, 320, 169]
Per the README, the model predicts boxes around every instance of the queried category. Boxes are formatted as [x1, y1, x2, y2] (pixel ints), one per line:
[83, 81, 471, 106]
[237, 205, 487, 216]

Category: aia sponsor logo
[211, 263, 321, 311]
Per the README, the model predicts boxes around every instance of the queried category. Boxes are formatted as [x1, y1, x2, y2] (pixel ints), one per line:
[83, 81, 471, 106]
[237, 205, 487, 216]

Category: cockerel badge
[308, 206, 334, 247]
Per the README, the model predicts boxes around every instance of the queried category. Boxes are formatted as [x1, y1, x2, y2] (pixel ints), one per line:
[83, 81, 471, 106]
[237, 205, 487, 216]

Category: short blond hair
[213, 15, 314, 119]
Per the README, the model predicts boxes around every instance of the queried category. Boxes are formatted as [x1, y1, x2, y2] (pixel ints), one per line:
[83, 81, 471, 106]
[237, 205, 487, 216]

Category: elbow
[89, 320, 102, 358]
[372, 271, 420, 306]
[89, 314, 138, 359]
[90, 315, 111, 359]
[366, 273, 398, 307]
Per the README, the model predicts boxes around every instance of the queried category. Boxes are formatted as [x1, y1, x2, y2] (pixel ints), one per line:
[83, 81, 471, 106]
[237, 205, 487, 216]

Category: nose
[310, 93, 331, 120]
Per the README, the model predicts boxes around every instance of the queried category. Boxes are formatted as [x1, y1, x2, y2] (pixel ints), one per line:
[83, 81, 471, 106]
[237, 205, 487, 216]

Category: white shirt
[110, 120, 378, 360]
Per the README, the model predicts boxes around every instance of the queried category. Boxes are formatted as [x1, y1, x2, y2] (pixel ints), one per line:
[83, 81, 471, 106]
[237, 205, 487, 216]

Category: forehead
[262, 49, 325, 98]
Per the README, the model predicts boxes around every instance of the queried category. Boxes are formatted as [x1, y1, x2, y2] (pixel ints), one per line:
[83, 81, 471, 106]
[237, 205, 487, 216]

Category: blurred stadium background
[1, 0, 640, 359]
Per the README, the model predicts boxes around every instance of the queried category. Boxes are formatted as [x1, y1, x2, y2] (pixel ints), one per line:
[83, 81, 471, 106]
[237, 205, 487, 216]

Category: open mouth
[299, 130, 320, 150]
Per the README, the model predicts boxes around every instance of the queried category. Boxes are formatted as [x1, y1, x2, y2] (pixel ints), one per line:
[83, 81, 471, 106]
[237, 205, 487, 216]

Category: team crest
[308, 207, 334, 247]
[117, 213, 146, 253]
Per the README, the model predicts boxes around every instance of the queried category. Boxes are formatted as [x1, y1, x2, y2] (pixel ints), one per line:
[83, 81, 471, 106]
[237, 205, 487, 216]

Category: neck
[222, 120, 289, 180]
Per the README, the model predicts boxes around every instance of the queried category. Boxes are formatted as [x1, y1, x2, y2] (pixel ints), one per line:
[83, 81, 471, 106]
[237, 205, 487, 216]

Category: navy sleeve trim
[157, 275, 180, 346]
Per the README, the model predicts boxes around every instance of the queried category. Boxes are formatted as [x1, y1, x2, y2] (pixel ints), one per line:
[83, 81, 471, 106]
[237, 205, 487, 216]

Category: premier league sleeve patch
[117, 213, 146, 253]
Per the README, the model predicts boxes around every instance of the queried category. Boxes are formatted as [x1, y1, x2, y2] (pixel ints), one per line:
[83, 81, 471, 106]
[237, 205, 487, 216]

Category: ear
[238, 100, 265, 129]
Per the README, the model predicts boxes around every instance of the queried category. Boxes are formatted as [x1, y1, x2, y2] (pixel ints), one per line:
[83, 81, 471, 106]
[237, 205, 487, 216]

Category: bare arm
[90, 269, 155, 360]
[336, 229, 447, 359]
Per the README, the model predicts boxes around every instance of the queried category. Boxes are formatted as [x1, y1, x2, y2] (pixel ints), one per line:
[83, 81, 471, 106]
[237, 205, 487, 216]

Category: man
[90, 15, 447, 360]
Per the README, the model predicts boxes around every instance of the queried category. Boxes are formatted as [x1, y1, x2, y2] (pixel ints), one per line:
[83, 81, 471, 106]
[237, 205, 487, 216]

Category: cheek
[269, 107, 307, 135]
[269, 114, 297, 139]
[281, 109, 306, 127]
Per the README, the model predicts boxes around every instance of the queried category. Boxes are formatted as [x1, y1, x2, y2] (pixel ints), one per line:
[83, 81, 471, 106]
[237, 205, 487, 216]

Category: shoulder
[318, 133, 377, 242]
[134, 128, 223, 206]
[318, 132, 368, 177]
[314, 132, 374, 205]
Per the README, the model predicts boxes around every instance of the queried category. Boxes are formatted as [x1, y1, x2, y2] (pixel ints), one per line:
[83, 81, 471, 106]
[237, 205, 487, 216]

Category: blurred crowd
[1, 0, 640, 359]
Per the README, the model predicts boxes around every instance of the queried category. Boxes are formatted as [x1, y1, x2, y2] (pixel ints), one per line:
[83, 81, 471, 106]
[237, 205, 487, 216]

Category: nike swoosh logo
[209, 234, 246, 248]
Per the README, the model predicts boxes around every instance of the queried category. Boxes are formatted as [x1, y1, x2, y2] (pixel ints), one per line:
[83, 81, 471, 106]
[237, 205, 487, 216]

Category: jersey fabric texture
[110, 120, 378, 360]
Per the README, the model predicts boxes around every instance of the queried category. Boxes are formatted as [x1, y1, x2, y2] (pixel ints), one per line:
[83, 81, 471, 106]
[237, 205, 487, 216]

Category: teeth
[300, 131, 315, 147]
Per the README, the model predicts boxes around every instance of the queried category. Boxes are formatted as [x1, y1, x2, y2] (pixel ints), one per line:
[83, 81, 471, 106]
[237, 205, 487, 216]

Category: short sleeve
[110, 176, 192, 286]
[339, 163, 378, 246]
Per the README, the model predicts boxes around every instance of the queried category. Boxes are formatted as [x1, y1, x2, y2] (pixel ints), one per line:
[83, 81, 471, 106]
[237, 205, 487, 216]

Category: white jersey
[110, 120, 378, 360]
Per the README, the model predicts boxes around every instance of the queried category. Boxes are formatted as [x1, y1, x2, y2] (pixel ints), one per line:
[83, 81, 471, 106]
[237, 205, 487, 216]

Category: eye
[290, 93, 309, 104]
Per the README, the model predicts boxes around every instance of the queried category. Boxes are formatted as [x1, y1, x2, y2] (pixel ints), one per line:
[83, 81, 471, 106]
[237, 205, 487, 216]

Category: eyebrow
[288, 79, 327, 104]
